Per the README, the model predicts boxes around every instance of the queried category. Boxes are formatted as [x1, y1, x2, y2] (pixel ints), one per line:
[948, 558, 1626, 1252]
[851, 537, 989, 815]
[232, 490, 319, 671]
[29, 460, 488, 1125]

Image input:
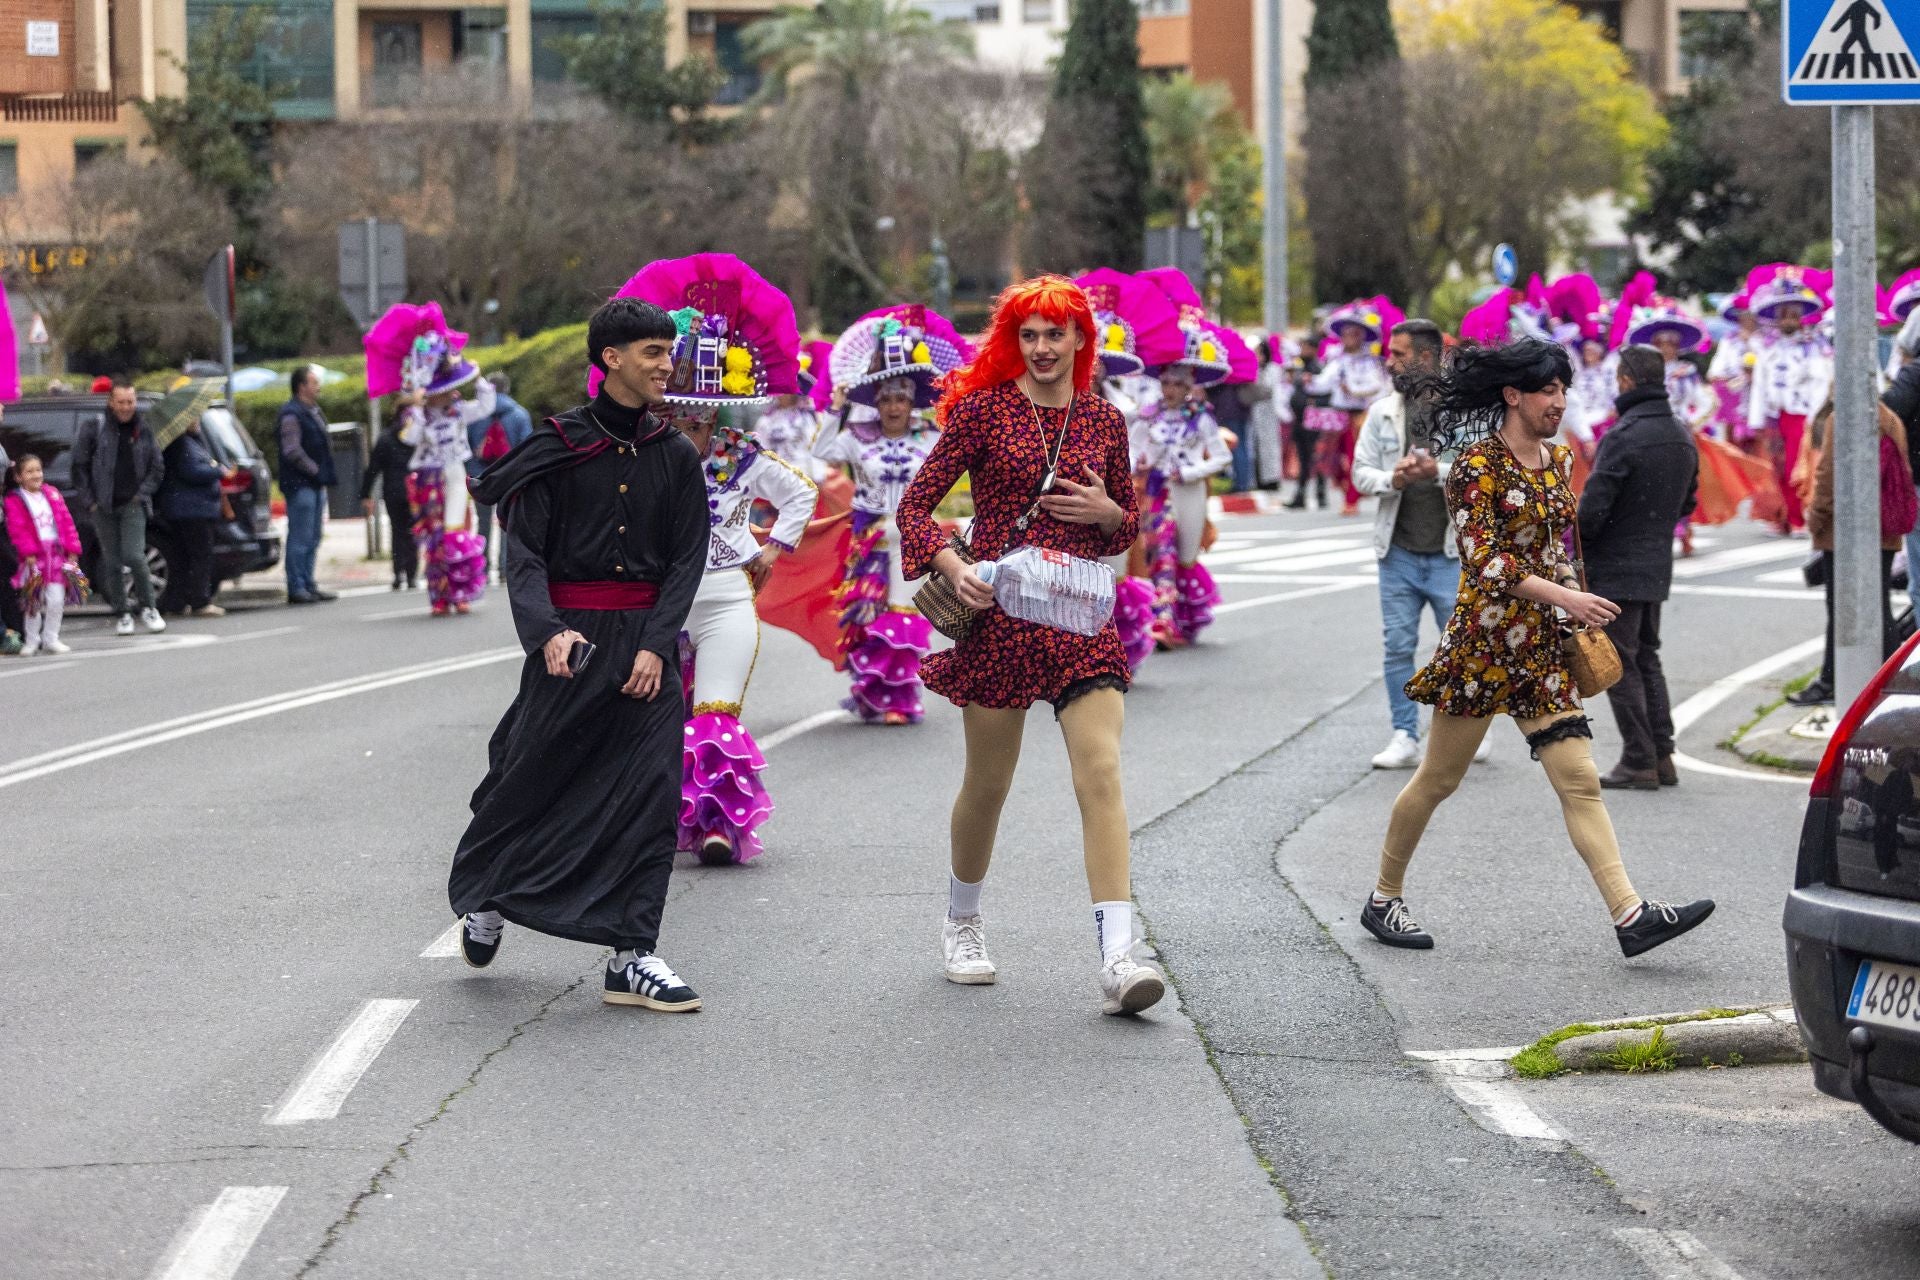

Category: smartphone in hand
[567, 639, 596, 676]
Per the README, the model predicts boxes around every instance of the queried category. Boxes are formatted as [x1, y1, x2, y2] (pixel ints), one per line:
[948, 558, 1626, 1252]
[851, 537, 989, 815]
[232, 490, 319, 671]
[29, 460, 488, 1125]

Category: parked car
[1787, 629, 1920, 1142]
[0, 393, 280, 612]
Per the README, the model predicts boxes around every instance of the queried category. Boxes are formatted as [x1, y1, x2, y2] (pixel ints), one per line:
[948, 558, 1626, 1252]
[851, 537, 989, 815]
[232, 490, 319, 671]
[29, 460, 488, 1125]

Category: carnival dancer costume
[1136, 325, 1232, 647]
[1707, 295, 1769, 443]
[1624, 303, 1717, 433]
[1306, 302, 1394, 514]
[1746, 268, 1833, 532]
[448, 297, 710, 1010]
[366, 304, 491, 615]
[755, 340, 833, 483]
[608, 253, 817, 866]
[1076, 267, 1185, 670]
[816, 305, 972, 723]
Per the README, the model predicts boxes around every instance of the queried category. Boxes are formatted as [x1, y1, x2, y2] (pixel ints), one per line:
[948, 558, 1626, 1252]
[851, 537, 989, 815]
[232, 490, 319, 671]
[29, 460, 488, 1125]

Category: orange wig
[936, 275, 1098, 423]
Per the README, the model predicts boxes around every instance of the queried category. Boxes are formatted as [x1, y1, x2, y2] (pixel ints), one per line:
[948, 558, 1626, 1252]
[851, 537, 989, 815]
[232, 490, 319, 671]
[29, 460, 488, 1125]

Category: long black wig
[1417, 338, 1575, 455]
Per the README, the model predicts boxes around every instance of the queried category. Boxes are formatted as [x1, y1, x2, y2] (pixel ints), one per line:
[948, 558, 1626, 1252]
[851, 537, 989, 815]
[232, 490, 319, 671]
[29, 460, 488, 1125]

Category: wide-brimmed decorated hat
[593, 253, 800, 407]
[364, 301, 471, 399]
[1075, 268, 1184, 378]
[797, 339, 831, 394]
[1748, 264, 1830, 323]
[1136, 267, 1235, 384]
[1326, 301, 1385, 342]
[1886, 269, 1920, 325]
[1719, 292, 1752, 322]
[831, 304, 972, 409]
[1626, 300, 1706, 349]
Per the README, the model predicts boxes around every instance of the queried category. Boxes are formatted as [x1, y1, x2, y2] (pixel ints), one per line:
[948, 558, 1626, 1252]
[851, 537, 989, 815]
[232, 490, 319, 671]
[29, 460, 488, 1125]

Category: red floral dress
[897, 380, 1140, 709]
[1404, 437, 1582, 720]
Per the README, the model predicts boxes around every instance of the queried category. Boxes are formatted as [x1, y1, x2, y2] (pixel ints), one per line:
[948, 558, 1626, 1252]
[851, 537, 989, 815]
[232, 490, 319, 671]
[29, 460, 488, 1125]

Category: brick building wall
[1, 0, 79, 95]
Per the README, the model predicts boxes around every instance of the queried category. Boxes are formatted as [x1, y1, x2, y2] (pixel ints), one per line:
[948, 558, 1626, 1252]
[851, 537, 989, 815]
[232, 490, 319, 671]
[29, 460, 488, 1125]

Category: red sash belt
[549, 580, 660, 610]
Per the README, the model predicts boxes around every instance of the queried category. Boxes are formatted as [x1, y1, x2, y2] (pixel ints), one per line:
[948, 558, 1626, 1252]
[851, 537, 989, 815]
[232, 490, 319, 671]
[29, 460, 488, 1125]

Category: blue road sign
[1492, 244, 1518, 287]
[1784, 0, 1920, 103]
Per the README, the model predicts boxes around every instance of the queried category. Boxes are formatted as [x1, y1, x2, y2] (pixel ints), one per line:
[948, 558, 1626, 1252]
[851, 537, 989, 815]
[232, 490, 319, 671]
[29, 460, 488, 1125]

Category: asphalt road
[3, 507, 1912, 1279]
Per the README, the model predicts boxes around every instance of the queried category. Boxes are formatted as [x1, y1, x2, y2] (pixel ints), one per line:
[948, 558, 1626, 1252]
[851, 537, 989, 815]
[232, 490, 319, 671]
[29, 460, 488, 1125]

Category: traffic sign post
[1492, 244, 1518, 289]
[202, 244, 235, 409]
[1784, 0, 1901, 706]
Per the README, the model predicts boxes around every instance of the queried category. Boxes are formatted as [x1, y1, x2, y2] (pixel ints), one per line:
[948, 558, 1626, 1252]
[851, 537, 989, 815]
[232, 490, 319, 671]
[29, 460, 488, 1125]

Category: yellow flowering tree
[1393, 0, 1666, 297]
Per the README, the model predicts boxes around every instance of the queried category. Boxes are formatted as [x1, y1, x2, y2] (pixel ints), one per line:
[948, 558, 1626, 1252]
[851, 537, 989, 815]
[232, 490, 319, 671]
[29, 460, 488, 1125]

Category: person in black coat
[158, 418, 229, 616]
[1577, 344, 1700, 790]
[361, 414, 418, 590]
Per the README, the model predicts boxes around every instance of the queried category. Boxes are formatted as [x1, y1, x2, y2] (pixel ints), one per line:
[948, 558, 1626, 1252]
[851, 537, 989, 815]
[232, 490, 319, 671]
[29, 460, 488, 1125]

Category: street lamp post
[1261, 0, 1288, 337]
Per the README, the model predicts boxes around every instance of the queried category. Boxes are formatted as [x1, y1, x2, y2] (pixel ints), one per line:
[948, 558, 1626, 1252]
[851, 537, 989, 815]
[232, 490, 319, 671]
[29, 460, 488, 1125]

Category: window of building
[1679, 8, 1752, 82]
[531, 12, 596, 83]
[371, 21, 425, 107]
[711, 20, 765, 106]
[974, 2, 1001, 19]
[186, 0, 335, 119]
[1136, 0, 1188, 16]
[73, 140, 123, 170]
[1023, 0, 1052, 21]
[458, 8, 509, 67]
[0, 144, 17, 197]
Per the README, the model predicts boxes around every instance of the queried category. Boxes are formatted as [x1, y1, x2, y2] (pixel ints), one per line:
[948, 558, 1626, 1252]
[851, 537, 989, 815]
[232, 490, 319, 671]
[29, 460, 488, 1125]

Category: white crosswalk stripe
[1670, 541, 1811, 579]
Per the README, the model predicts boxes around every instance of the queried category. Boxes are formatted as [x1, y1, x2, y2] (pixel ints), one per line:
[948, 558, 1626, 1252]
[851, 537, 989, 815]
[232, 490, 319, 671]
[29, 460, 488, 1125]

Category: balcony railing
[1, 92, 120, 124]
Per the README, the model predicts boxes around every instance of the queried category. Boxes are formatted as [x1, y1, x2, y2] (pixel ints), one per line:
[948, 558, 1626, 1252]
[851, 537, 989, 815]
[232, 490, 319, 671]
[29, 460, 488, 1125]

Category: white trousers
[685, 568, 760, 715]
[1169, 479, 1208, 565]
[860, 520, 914, 607]
[442, 471, 469, 532]
[24, 583, 64, 648]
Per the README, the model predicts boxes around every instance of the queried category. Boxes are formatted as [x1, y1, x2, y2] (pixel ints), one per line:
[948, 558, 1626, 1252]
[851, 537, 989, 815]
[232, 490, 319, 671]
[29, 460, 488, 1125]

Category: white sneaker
[114, 614, 135, 637]
[41, 639, 69, 655]
[140, 608, 166, 633]
[1371, 729, 1422, 770]
[942, 914, 997, 985]
[1100, 954, 1167, 1016]
[17, 642, 38, 657]
[1473, 736, 1492, 764]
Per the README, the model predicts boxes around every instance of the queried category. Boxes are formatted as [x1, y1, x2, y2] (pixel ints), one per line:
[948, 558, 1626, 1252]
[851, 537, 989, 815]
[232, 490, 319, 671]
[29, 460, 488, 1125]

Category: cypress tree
[1302, 0, 1413, 302]
[1021, 0, 1150, 273]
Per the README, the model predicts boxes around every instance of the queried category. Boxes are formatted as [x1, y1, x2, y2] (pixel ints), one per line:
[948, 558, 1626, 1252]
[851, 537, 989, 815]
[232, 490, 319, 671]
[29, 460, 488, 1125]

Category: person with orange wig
[895, 275, 1167, 1017]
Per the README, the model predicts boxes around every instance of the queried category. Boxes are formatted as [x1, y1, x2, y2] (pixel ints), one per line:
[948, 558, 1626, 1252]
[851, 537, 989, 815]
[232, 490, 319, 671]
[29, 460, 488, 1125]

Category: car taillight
[219, 472, 252, 495]
[1811, 629, 1920, 798]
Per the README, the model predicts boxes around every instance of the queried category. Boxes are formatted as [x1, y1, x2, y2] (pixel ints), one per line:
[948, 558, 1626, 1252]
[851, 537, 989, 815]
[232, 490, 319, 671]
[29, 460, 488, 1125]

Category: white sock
[611, 947, 642, 969]
[948, 874, 984, 921]
[1613, 900, 1645, 927]
[1370, 891, 1394, 907]
[1094, 901, 1134, 962]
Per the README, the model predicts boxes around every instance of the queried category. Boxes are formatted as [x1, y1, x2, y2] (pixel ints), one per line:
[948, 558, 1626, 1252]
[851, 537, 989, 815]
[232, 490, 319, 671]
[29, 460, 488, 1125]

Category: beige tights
[949, 688, 1132, 902]
[1373, 711, 1639, 919]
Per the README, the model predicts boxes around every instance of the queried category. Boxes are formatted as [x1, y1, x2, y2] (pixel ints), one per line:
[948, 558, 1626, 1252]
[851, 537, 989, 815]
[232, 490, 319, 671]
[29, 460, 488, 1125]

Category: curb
[1548, 1006, 1806, 1073]
[1727, 700, 1831, 774]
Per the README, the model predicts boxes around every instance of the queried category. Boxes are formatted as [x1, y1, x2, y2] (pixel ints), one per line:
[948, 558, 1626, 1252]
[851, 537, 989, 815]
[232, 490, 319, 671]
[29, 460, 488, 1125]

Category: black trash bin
[326, 422, 367, 521]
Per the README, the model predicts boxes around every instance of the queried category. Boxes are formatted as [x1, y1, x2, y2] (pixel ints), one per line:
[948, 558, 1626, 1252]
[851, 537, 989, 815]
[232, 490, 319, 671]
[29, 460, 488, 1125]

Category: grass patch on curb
[1720, 670, 1821, 750]
[1508, 1007, 1751, 1079]
[1599, 1026, 1678, 1073]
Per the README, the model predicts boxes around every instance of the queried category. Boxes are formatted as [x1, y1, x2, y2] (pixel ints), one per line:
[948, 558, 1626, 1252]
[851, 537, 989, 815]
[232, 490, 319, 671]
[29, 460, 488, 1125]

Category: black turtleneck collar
[1614, 386, 1669, 416]
[589, 390, 648, 441]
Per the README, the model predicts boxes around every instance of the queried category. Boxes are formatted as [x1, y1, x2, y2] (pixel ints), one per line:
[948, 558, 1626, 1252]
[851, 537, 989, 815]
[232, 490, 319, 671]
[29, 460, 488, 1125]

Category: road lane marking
[1669, 635, 1825, 787]
[1442, 1078, 1565, 1144]
[1670, 584, 1823, 602]
[1614, 1227, 1748, 1279]
[266, 999, 418, 1124]
[1215, 580, 1375, 616]
[1670, 541, 1810, 579]
[150, 1185, 287, 1280]
[421, 920, 463, 958]
[1201, 537, 1368, 568]
[0, 648, 522, 790]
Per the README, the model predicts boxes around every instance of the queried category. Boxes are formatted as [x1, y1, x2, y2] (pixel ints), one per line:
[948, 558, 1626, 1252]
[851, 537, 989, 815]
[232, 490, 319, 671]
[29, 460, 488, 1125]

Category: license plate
[1848, 959, 1920, 1033]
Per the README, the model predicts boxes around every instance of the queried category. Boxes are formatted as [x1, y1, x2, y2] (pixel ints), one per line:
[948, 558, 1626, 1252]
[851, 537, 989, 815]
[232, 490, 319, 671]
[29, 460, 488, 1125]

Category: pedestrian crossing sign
[1785, 0, 1920, 102]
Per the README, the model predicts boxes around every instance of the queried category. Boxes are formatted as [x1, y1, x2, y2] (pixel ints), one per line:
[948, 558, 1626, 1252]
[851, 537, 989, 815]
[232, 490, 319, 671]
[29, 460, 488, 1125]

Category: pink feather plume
[591, 252, 800, 400]
[1076, 268, 1186, 369]
[364, 302, 467, 398]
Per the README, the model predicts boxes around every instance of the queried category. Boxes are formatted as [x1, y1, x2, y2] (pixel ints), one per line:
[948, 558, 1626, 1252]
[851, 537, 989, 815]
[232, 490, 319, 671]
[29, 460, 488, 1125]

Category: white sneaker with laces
[1473, 736, 1492, 764]
[17, 642, 38, 657]
[140, 608, 166, 634]
[942, 914, 997, 985]
[114, 614, 135, 637]
[1099, 954, 1167, 1016]
[41, 639, 70, 655]
[1371, 729, 1422, 770]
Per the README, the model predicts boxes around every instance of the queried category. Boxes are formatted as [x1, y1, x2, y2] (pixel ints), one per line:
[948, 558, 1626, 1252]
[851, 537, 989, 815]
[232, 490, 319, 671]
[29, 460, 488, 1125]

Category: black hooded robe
[448, 394, 708, 950]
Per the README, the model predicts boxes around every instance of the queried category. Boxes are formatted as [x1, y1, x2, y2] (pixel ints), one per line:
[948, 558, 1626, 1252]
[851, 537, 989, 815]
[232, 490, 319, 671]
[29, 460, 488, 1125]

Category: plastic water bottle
[975, 547, 1117, 636]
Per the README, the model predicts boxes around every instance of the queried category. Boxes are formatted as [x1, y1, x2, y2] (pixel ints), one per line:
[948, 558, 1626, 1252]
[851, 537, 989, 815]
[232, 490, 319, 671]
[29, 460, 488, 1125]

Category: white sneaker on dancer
[942, 914, 997, 985]
[1371, 730, 1421, 770]
[1099, 954, 1167, 1016]
[41, 638, 70, 655]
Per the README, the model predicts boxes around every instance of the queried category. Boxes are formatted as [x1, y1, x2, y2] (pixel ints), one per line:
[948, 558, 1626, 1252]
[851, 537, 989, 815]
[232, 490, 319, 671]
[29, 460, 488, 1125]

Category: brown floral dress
[1405, 436, 1583, 720]
[896, 380, 1140, 709]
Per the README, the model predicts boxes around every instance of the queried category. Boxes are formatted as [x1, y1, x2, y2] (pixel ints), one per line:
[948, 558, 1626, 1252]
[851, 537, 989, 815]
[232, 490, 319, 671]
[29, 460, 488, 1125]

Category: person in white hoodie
[1352, 319, 1494, 771]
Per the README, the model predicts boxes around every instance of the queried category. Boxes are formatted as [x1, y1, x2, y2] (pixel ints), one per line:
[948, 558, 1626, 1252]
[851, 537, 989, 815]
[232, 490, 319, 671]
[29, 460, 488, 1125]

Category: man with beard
[1353, 320, 1491, 771]
[447, 297, 711, 1011]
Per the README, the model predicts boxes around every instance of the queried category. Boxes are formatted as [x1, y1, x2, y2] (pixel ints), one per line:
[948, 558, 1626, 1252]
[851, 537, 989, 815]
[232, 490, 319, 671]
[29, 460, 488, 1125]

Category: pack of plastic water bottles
[975, 547, 1117, 637]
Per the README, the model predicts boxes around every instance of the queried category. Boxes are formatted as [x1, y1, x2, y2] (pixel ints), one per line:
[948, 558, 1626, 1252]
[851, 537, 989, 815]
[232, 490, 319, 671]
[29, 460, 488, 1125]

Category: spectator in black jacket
[1577, 344, 1699, 791]
[361, 413, 418, 590]
[158, 416, 230, 616]
[69, 380, 166, 635]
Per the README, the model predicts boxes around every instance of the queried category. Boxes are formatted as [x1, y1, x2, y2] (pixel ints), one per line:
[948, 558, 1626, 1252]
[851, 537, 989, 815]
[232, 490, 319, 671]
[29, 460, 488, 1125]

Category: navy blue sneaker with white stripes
[460, 912, 504, 969]
[603, 953, 702, 1012]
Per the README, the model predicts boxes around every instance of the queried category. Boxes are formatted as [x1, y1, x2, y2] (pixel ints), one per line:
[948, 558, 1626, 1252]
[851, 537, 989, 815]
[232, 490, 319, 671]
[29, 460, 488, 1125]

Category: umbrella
[150, 377, 223, 449]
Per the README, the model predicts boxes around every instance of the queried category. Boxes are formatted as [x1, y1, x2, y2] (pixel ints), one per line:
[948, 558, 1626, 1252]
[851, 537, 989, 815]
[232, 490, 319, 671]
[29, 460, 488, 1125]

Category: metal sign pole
[1261, 0, 1287, 336]
[1833, 103, 1880, 707]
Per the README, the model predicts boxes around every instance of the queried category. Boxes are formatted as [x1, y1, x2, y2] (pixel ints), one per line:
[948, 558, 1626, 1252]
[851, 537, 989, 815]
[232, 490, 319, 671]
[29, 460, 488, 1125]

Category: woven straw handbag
[913, 532, 980, 642]
[1560, 515, 1622, 698]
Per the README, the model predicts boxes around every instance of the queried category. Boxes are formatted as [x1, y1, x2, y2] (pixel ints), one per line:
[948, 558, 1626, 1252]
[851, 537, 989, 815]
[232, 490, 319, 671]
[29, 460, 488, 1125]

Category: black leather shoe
[1360, 895, 1435, 950]
[286, 590, 318, 605]
[459, 913, 504, 969]
[1656, 756, 1679, 787]
[1616, 898, 1715, 958]
[1599, 764, 1660, 791]
[1787, 679, 1835, 707]
[310, 589, 339, 602]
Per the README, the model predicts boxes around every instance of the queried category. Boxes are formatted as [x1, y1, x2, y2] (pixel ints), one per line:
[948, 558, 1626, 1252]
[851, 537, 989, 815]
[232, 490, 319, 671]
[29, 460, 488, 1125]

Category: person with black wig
[1358, 338, 1715, 959]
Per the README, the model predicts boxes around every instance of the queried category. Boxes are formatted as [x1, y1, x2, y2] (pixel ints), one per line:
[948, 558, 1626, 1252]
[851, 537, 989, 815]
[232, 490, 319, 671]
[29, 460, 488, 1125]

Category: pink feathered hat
[1075, 268, 1185, 377]
[1747, 263, 1831, 323]
[364, 302, 470, 399]
[830, 303, 974, 409]
[592, 253, 800, 406]
[1885, 268, 1920, 324]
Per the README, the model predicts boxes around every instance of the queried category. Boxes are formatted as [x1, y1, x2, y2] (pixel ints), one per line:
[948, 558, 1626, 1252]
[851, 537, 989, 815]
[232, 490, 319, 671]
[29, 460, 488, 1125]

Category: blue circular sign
[1493, 244, 1518, 287]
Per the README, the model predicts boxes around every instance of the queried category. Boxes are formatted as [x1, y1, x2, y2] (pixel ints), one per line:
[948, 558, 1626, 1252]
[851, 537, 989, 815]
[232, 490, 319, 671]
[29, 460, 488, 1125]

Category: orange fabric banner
[753, 478, 855, 664]
[1693, 433, 1781, 526]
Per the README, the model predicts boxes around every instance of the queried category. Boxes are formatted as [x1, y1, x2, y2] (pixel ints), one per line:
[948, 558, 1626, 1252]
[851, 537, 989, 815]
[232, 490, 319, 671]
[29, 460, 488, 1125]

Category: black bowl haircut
[588, 298, 679, 374]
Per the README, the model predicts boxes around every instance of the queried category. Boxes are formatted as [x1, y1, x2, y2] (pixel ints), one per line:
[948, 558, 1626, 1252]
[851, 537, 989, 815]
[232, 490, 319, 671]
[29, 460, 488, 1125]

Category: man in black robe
[449, 298, 711, 1011]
